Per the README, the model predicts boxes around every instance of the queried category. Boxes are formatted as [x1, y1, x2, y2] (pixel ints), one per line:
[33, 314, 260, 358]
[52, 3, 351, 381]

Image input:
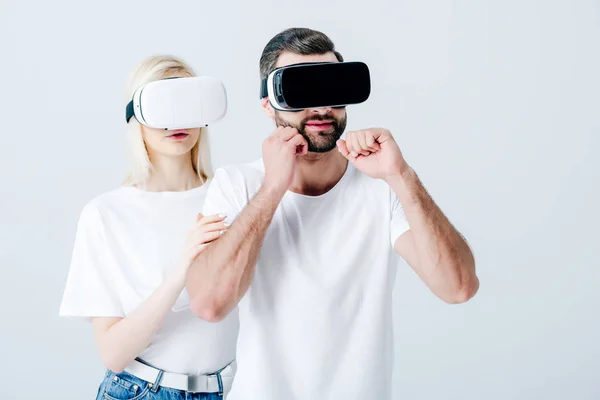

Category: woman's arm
[91, 213, 227, 373]
[92, 275, 188, 373]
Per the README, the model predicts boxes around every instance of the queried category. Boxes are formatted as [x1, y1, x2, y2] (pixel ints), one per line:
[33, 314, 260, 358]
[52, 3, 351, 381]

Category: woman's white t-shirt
[59, 184, 239, 375]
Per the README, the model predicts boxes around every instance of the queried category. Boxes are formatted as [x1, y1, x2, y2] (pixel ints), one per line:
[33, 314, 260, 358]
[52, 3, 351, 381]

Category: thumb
[196, 213, 203, 222]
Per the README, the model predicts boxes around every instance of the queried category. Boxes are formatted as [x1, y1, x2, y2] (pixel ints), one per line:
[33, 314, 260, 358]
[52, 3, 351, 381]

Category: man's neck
[289, 151, 348, 196]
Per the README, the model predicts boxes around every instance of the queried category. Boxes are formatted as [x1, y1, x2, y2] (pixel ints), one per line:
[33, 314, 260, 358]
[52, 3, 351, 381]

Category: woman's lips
[167, 129, 189, 140]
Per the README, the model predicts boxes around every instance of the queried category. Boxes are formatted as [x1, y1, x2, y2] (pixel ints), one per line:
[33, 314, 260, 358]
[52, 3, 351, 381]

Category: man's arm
[337, 128, 478, 304]
[187, 184, 283, 321]
[389, 168, 478, 304]
[186, 127, 308, 322]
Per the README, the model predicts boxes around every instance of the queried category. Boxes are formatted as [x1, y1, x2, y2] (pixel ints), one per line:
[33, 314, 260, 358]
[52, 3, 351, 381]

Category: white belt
[124, 358, 236, 394]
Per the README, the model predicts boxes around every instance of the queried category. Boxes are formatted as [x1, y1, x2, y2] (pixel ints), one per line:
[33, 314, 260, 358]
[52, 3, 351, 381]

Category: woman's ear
[261, 97, 275, 119]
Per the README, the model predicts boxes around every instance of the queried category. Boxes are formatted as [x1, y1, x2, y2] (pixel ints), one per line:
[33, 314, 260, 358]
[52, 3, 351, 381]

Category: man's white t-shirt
[59, 184, 239, 375]
[202, 158, 411, 400]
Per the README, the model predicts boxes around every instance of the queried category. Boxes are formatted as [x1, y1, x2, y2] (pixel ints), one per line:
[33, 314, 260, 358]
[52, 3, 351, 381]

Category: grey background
[1, 0, 599, 399]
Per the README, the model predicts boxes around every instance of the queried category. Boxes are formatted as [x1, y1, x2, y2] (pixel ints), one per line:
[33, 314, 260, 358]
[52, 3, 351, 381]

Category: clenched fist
[262, 127, 308, 193]
[336, 128, 409, 180]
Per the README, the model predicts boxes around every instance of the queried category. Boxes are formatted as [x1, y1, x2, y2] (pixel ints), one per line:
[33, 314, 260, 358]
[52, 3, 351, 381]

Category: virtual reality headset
[260, 61, 371, 112]
[126, 76, 227, 130]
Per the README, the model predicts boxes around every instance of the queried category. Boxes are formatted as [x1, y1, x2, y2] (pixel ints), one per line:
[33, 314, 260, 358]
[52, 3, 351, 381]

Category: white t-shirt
[59, 184, 239, 375]
[202, 158, 411, 400]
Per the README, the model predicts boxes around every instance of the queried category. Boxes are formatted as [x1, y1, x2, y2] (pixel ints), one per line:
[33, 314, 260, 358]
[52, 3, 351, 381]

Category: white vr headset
[126, 76, 227, 130]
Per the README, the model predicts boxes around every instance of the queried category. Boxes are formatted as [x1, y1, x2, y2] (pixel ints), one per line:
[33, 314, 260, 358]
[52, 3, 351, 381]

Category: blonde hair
[122, 55, 213, 187]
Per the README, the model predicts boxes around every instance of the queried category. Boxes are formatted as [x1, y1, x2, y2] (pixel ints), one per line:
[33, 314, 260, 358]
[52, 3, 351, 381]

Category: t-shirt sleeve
[168, 168, 247, 314]
[202, 167, 246, 224]
[390, 189, 411, 247]
[59, 203, 124, 322]
[175, 170, 245, 313]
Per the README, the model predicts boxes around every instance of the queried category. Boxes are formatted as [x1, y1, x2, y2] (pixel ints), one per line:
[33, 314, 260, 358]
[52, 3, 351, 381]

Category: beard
[274, 111, 347, 153]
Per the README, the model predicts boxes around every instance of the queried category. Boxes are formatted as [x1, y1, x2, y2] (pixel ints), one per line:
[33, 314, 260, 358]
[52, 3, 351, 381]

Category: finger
[276, 127, 298, 141]
[336, 139, 351, 159]
[266, 128, 292, 145]
[365, 131, 381, 152]
[190, 226, 227, 245]
[347, 132, 364, 157]
[190, 230, 223, 247]
[297, 140, 308, 156]
[355, 131, 372, 156]
[196, 213, 203, 222]
[198, 230, 226, 244]
[371, 128, 392, 144]
[344, 131, 357, 156]
[337, 139, 359, 163]
[196, 214, 226, 227]
[357, 131, 377, 154]
[288, 133, 308, 154]
[200, 221, 229, 233]
[283, 128, 302, 143]
[192, 243, 208, 258]
[344, 132, 356, 156]
[357, 131, 369, 151]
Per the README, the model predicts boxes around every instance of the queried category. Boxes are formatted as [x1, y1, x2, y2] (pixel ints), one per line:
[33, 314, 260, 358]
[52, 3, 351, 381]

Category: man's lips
[305, 121, 334, 131]
[305, 121, 333, 126]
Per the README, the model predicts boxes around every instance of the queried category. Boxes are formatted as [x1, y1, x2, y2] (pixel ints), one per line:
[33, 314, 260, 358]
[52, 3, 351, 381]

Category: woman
[59, 55, 239, 400]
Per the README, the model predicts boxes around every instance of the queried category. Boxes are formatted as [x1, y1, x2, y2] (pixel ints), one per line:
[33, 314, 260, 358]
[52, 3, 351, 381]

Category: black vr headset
[259, 61, 371, 112]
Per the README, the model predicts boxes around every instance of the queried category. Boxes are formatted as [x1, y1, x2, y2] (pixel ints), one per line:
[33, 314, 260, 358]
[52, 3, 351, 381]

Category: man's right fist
[262, 127, 308, 194]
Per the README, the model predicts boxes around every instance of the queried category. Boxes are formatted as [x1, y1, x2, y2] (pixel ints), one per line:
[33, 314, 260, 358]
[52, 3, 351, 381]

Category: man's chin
[306, 140, 339, 153]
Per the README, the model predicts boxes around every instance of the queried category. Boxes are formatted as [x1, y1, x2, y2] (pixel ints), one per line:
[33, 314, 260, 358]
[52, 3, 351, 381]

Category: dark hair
[259, 27, 344, 80]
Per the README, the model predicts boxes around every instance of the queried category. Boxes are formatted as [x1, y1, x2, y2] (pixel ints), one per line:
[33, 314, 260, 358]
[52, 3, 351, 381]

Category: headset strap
[125, 100, 134, 123]
[259, 78, 268, 99]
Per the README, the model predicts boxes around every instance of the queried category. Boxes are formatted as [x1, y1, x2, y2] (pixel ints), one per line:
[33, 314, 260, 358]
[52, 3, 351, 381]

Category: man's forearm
[387, 167, 478, 302]
[186, 184, 284, 321]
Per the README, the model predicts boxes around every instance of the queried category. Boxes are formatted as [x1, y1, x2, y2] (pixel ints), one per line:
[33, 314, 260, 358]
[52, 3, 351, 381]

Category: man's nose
[308, 107, 332, 115]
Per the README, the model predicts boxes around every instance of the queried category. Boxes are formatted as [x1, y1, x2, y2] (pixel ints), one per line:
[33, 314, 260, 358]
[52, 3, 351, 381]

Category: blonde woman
[59, 56, 239, 400]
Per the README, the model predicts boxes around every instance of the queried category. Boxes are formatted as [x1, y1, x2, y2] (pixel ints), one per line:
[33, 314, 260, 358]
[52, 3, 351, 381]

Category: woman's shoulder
[76, 187, 135, 223]
[84, 186, 132, 208]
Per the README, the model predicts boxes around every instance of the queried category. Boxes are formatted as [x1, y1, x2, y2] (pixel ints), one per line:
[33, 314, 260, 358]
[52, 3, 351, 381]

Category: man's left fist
[336, 128, 408, 180]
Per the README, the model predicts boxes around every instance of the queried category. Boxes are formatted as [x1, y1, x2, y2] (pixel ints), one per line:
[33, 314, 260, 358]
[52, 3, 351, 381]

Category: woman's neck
[143, 153, 201, 192]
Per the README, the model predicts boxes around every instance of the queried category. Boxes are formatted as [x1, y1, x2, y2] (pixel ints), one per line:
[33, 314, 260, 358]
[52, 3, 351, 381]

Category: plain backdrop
[1, 0, 599, 399]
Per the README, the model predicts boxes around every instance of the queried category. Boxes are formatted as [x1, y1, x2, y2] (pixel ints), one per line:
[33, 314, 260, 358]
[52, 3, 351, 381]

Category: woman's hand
[170, 213, 228, 288]
[92, 213, 229, 373]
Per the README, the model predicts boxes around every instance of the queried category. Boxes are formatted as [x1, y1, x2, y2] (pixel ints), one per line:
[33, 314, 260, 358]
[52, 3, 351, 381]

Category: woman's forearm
[92, 275, 184, 373]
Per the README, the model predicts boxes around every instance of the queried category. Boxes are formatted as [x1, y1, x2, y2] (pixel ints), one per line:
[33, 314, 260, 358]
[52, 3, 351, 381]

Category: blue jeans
[96, 369, 224, 400]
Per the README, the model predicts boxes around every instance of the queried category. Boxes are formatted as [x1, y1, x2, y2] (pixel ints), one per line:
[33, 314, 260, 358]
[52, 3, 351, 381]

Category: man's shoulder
[211, 158, 265, 191]
[216, 158, 264, 176]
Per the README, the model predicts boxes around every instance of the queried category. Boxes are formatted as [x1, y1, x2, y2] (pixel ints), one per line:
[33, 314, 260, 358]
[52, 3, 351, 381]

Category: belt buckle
[187, 374, 203, 393]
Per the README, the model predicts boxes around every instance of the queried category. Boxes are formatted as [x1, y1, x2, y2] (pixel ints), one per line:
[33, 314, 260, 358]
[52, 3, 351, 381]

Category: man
[186, 27, 479, 399]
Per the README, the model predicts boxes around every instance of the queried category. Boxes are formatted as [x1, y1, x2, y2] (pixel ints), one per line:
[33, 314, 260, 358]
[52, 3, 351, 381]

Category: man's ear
[261, 97, 275, 119]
